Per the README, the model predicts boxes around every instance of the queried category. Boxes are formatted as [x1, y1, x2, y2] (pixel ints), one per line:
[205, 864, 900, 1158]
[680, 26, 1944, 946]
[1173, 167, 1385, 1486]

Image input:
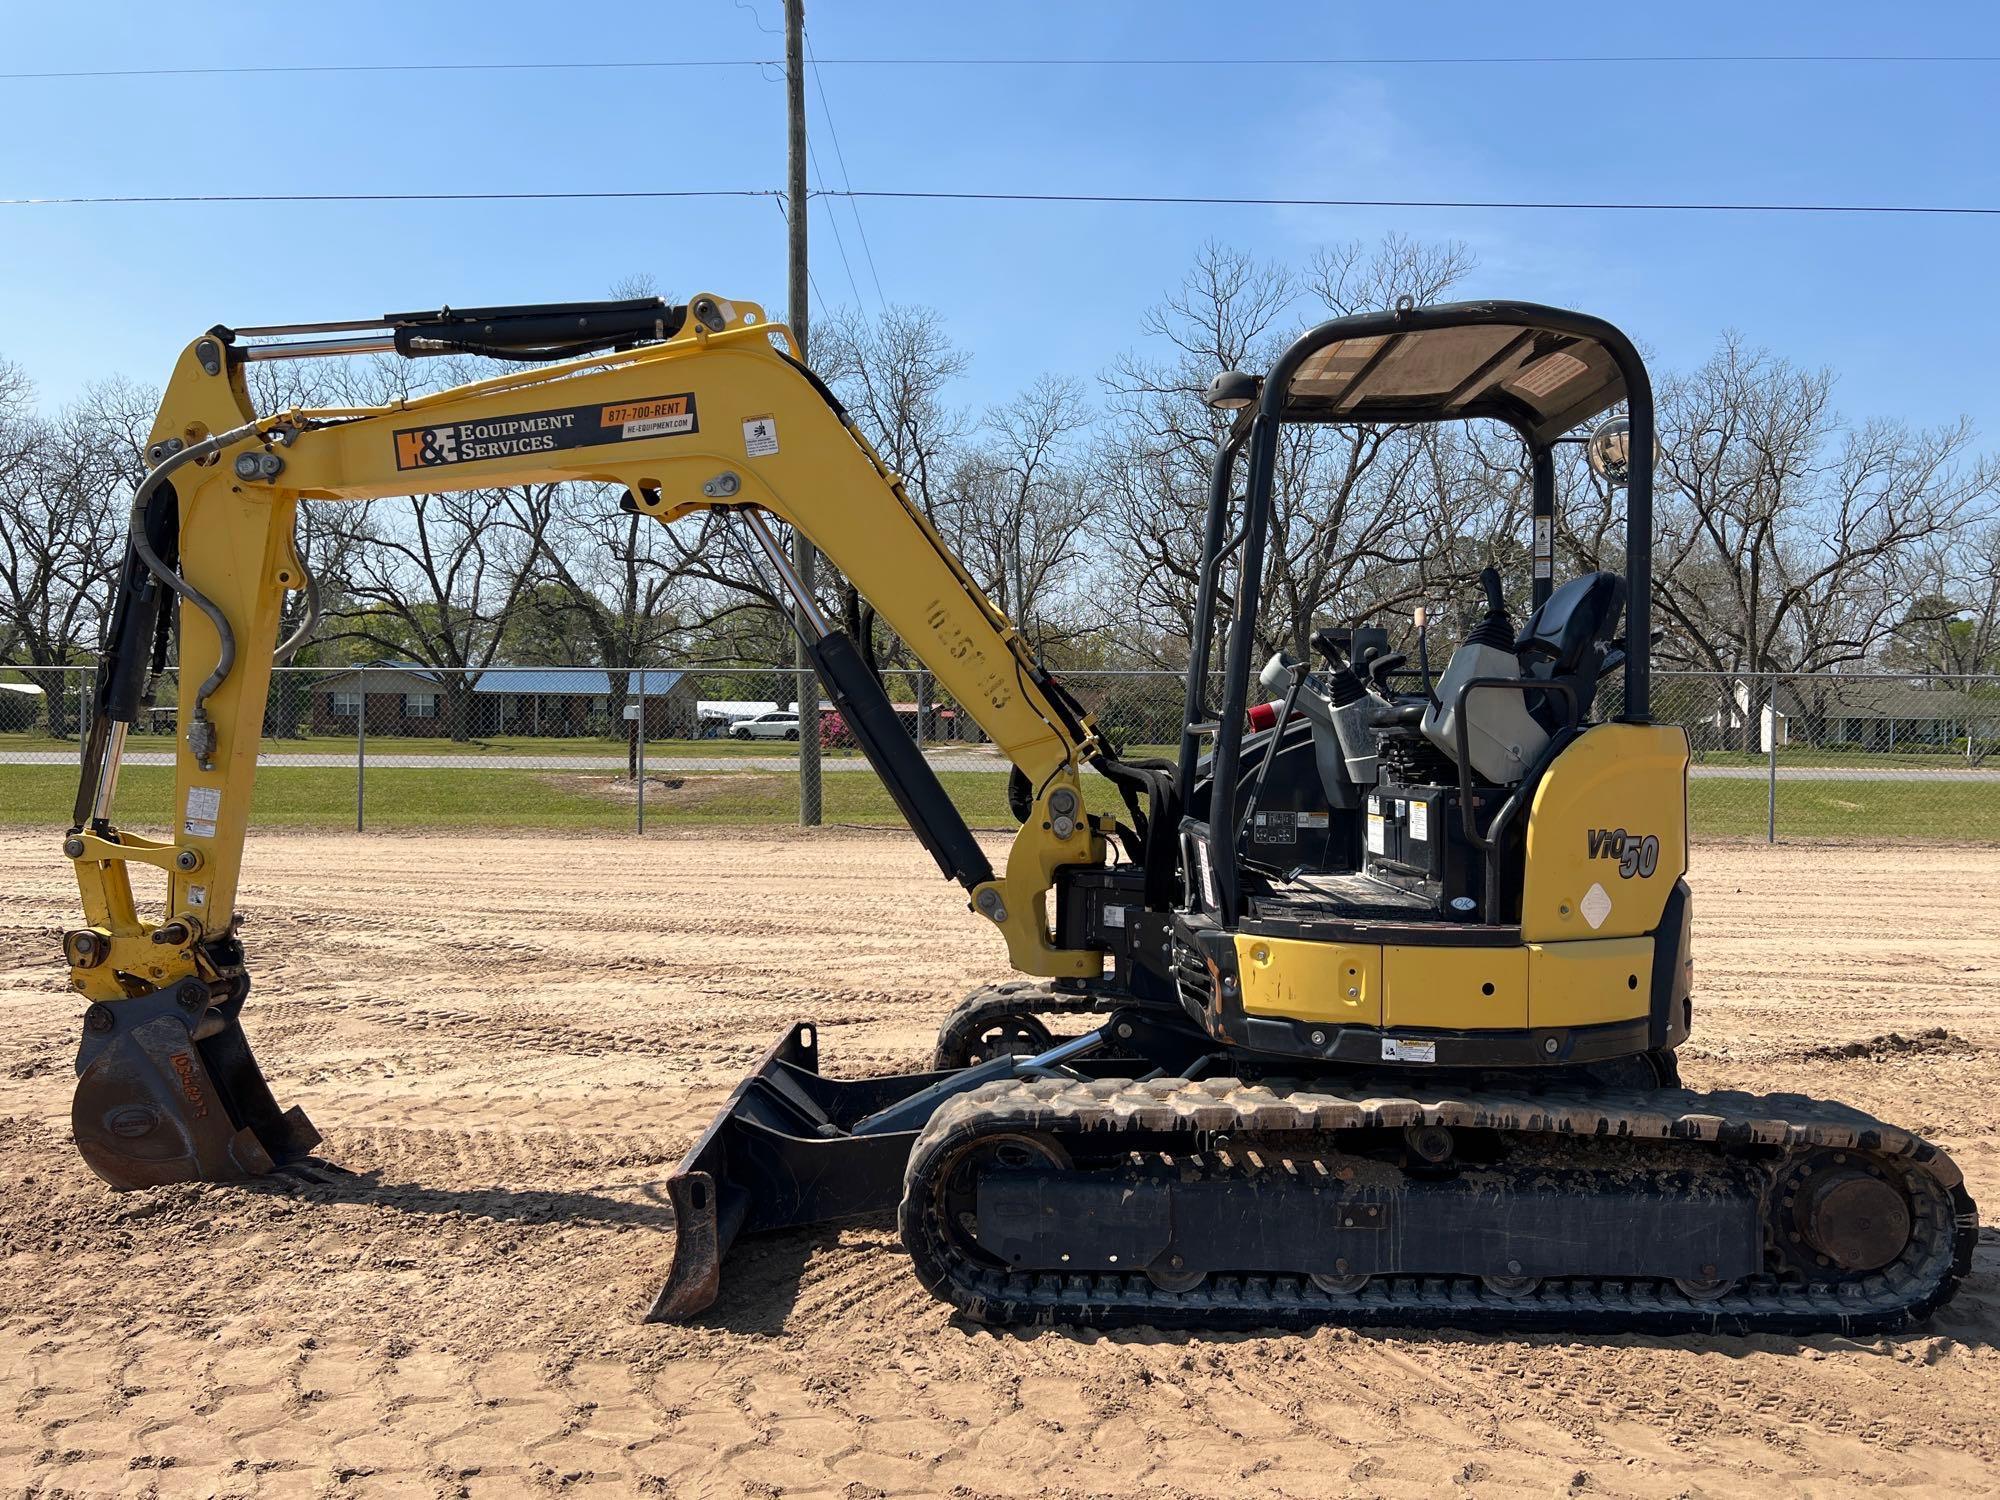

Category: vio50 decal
[392, 392, 698, 470]
[1587, 826, 1661, 879]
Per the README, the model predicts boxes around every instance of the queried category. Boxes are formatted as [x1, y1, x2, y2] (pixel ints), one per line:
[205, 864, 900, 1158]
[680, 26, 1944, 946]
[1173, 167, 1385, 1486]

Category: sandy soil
[4, 830, 2000, 1499]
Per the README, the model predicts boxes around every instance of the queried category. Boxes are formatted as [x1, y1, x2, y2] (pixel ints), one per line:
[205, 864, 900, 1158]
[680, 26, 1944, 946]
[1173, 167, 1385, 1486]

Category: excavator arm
[64, 293, 1138, 1191]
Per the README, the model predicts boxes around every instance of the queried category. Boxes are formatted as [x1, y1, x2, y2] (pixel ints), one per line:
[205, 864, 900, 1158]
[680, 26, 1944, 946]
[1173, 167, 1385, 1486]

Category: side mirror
[1586, 417, 1661, 488]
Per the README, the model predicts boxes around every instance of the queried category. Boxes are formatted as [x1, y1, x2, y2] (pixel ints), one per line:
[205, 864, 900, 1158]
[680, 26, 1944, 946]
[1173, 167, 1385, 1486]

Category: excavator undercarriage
[62, 291, 1976, 1338]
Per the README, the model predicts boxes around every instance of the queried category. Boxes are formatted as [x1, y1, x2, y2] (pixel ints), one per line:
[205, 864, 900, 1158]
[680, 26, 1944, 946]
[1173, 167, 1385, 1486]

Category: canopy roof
[1275, 302, 1632, 445]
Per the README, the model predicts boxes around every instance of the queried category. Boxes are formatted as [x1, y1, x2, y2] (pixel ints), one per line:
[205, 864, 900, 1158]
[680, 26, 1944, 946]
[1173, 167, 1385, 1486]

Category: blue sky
[5, 2, 1999, 442]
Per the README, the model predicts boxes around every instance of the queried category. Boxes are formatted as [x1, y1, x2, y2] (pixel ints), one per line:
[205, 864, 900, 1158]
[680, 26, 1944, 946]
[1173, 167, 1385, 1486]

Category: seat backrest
[1514, 571, 1626, 724]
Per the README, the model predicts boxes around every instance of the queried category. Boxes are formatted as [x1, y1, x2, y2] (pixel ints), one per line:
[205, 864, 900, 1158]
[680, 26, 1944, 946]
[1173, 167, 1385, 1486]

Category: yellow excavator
[63, 292, 1974, 1335]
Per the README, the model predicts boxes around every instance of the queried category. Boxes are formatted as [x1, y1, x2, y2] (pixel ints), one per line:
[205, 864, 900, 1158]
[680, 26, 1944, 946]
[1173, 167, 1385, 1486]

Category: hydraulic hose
[125, 419, 267, 762]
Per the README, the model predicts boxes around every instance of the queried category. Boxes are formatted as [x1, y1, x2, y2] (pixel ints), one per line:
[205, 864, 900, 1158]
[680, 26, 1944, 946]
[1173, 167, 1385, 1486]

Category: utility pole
[785, 0, 822, 826]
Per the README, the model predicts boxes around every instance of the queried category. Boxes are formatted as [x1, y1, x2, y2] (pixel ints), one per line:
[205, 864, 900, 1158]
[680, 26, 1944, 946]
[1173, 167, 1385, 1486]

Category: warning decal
[393, 391, 699, 471]
[743, 414, 779, 456]
[183, 785, 221, 839]
[1580, 882, 1613, 930]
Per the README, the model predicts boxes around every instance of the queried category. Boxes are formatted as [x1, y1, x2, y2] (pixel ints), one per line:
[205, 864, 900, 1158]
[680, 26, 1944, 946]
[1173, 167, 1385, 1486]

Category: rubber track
[899, 1075, 1978, 1335]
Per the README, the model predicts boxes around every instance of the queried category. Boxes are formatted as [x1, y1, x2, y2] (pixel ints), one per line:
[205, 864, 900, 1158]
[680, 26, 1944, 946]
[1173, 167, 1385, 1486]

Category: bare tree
[790, 304, 976, 672]
[0, 372, 146, 735]
[328, 485, 552, 739]
[1891, 522, 2000, 685]
[1093, 243, 1298, 660]
[1095, 236, 1486, 665]
[940, 374, 1099, 653]
[1647, 335, 1995, 681]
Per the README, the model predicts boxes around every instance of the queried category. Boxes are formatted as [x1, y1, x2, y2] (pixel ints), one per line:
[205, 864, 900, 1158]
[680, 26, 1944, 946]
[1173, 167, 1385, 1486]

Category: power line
[0, 189, 778, 206]
[805, 138, 868, 313]
[6, 187, 1997, 219]
[806, 30, 888, 312]
[817, 189, 2000, 218]
[6, 53, 1997, 81]
[0, 61, 772, 80]
[805, 53, 2000, 66]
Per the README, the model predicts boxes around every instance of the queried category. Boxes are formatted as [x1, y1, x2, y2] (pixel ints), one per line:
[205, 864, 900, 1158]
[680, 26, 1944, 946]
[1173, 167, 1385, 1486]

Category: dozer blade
[649, 1021, 979, 1322]
[71, 977, 320, 1190]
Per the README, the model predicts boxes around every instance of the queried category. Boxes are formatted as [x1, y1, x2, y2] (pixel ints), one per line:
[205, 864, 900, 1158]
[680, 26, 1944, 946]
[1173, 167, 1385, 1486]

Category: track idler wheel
[932, 990, 1060, 1070]
[71, 979, 319, 1189]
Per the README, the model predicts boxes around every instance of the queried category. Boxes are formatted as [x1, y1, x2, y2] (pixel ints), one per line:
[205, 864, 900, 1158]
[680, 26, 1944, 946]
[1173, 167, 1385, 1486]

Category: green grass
[1692, 746, 1995, 770]
[0, 731, 868, 760]
[1689, 777, 2000, 840]
[0, 764, 1113, 832]
[1, 762, 1989, 841]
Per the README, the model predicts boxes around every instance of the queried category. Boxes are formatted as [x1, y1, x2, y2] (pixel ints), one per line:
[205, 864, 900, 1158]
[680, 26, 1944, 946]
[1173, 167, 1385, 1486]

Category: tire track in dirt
[5, 829, 2000, 1497]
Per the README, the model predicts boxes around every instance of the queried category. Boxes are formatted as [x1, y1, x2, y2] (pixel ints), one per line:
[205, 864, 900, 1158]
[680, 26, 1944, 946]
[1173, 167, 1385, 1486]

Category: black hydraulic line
[74, 419, 267, 823]
[736, 506, 992, 889]
[808, 629, 994, 888]
[126, 423, 265, 746]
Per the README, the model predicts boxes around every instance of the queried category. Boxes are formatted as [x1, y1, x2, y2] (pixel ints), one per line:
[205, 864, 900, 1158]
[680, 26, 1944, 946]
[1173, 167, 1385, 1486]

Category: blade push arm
[68, 295, 1110, 1034]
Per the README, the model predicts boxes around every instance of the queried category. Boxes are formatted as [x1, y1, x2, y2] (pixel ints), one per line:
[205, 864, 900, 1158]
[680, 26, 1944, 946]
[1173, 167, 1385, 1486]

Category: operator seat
[1514, 571, 1626, 730]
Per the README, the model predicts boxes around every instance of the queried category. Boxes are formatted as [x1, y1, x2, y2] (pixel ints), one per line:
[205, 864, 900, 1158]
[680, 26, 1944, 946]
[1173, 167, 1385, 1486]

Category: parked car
[732, 711, 800, 741]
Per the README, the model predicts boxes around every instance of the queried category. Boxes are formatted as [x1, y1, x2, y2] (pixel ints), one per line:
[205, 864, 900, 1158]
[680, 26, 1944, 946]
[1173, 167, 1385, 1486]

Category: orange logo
[170, 1051, 209, 1118]
[394, 431, 428, 469]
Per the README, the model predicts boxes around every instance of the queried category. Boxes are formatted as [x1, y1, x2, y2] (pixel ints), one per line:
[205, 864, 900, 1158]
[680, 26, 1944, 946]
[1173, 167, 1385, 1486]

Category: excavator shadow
[241, 1155, 683, 1232]
[664, 1222, 866, 1335]
[251, 1159, 869, 1332]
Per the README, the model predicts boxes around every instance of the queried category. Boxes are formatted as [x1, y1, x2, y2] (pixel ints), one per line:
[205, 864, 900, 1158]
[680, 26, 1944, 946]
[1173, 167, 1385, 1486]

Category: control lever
[1360, 650, 1407, 693]
[1260, 651, 1398, 790]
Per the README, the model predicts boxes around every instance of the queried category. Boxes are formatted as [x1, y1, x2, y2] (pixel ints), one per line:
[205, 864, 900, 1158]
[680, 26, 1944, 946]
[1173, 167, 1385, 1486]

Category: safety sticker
[1365, 812, 1386, 856]
[1580, 881, 1612, 929]
[1297, 811, 1329, 830]
[1512, 350, 1587, 398]
[392, 391, 698, 470]
[183, 785, 221, 839]
[1408, 800, 1429, 842]
[1253, 809, 1298, 844]
[1102, 904, 1127, 929]
[743, 414, 779, 456]
[1382, 1037, 1436, 1064]
[186, 885, 207, 908]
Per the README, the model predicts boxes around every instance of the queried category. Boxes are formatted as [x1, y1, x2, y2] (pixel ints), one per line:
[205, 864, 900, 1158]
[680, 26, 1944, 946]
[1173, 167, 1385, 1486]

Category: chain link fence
[3, 663, 1997, 842]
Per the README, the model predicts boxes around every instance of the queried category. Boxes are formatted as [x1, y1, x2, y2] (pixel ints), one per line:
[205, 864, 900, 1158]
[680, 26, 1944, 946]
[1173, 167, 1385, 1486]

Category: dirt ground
[4, 831, 2000, 1499]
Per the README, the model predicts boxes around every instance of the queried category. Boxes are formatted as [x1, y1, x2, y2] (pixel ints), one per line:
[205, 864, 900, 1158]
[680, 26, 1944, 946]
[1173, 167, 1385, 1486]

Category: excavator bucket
[649, 1021, 978, 1322]
[71, 979, 320, 1190]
